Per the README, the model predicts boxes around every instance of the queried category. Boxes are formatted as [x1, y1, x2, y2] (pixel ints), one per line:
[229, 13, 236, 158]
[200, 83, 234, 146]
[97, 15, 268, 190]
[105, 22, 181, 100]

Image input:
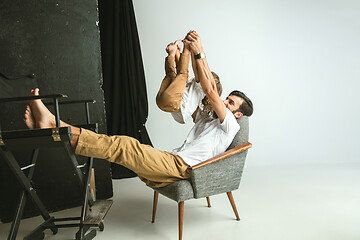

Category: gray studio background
[133, 0, 360, 166]
[1, 1, 359, 239]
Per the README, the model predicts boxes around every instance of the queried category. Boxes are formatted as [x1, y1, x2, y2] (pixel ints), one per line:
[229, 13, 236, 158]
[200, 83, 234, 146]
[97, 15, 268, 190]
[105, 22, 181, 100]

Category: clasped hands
[183, 30, 203, 55]
[165, 30, 204, 59]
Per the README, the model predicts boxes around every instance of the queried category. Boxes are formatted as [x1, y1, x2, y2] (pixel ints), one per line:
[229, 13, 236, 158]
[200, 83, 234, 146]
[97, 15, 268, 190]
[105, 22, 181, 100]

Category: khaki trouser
[156, 53, 190, 112]
[75, 129, 190, 188]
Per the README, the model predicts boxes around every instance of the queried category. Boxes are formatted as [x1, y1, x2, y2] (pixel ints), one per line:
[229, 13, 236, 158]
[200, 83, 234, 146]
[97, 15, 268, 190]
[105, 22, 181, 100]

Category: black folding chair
[0, 94, 112, 240]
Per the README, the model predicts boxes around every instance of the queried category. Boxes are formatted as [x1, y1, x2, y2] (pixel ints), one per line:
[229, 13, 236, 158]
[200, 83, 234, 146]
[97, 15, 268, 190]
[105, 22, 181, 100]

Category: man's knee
[156, 93, 181, 112]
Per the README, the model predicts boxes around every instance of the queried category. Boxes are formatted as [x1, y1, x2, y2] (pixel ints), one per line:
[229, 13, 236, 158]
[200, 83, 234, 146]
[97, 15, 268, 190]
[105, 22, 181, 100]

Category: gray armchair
[150, 116, 252, 240]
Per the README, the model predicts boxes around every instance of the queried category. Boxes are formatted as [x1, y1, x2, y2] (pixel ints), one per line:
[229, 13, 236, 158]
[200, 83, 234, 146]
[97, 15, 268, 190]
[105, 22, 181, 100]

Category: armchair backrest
[228, 116, 249, 149]
[190, 116, 250, 199]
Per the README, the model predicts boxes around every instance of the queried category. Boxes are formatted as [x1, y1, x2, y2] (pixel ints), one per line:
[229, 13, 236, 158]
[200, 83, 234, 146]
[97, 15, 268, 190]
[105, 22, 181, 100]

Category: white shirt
[171, 108, 240, 167]
[171, 78, 205, 124]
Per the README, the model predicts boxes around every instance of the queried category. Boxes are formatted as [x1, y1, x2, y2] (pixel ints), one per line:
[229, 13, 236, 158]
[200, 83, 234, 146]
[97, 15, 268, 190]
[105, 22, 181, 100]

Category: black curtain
[98, 0, 152, 178]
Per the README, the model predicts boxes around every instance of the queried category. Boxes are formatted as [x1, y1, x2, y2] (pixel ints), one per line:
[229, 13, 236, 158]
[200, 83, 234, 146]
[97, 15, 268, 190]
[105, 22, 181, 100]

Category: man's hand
[184, 30, 227, 123]
[183, 30, 203, 55]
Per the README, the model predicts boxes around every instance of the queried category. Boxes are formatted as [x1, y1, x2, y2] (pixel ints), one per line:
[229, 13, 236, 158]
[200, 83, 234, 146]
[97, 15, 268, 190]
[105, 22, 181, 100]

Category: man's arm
[190, 53, 200, 122]
[191, 52, 200, 83]
[184, 31, 227, 122]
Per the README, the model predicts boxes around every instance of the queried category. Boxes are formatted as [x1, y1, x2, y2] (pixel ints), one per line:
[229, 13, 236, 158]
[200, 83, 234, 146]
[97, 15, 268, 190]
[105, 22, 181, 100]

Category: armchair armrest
[189, 142, 252, 170]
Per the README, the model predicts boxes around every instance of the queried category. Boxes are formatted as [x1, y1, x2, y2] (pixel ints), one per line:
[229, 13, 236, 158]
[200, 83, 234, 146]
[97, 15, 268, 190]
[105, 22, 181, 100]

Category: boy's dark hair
[229, 90, 253, 117]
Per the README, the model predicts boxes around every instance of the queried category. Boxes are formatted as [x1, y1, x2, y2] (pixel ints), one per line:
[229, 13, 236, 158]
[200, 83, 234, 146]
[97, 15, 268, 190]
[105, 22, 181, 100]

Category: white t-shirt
[171, 108, 240, 167]
[171, 78, 205, 124]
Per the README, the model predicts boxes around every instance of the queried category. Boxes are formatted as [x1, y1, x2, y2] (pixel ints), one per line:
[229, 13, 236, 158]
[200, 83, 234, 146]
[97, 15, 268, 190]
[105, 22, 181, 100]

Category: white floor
[1, 163, 359, 240]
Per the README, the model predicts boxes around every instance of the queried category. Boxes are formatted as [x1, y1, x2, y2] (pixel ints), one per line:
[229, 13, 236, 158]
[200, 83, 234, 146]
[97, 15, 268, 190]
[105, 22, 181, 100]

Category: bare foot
[27, 88, 56, 129]
[24, 105, 35, 129]
[166, 42, 177, 57]
[174, 40, 182, 65]
[24, 88, 80, 148]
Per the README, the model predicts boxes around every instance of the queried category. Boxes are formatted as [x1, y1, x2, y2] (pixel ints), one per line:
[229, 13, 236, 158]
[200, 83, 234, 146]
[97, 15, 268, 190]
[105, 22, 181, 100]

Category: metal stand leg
[0, 96, 108, 240]
[8, 192, 27, 240]
[0, 148, 58, 240]
[76, 156, 94, 240]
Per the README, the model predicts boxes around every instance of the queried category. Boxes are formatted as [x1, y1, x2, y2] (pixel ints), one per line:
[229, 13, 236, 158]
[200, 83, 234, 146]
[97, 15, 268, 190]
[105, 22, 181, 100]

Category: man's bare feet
[24, 88, 80, 148]
[24, 105, 35, 129]
[26, 88, 56, 129]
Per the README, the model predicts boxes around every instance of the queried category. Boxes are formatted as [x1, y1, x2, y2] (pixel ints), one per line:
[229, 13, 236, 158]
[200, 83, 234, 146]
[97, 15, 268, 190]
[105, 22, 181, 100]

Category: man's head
[223, 90, 253, 119]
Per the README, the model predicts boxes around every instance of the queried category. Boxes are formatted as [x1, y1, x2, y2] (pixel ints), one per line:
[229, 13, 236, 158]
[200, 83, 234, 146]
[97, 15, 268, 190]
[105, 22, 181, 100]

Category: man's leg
[25, 89, 190, 187]
[25, 88, 81, 148]
[75, 129, 190, 187]
[156, 41, 190, 112]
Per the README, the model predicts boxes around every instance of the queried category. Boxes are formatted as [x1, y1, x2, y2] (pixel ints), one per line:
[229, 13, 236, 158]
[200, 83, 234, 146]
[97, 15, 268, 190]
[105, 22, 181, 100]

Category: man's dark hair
[229, 90, 253, 117]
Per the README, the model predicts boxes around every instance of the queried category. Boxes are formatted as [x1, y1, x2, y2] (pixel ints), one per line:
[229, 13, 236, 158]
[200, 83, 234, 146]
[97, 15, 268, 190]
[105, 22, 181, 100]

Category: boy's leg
[156, 42, 178, 111]
[156, 52, 190, 112]
[156, 55, 176, 106]
[175, 43, 181, 73]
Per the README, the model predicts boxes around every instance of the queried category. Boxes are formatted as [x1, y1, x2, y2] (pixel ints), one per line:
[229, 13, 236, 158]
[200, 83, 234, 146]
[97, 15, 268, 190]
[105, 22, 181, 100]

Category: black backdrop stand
[0, 95, 112, 240]
[98, 0, 153, 179]
[0, 0, 113, 223]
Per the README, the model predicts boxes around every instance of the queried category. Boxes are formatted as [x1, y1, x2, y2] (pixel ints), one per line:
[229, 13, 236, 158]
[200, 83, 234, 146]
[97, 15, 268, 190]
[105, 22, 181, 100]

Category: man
[24, 31, 253, 188]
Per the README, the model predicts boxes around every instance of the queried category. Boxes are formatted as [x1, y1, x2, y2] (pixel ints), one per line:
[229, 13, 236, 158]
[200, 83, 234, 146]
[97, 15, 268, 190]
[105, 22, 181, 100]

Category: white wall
[133, 0, 360, 165]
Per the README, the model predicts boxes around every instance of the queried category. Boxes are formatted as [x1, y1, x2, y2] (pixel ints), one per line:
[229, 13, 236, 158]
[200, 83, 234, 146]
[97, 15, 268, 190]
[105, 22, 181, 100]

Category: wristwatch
[194, 52, 206, 59]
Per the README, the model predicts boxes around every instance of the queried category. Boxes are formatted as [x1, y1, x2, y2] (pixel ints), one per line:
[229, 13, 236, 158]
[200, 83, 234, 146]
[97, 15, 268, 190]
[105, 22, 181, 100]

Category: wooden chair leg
[178, 201, 184, 240]
[152, 191, 159, 223]
[206, 196, 211, 207]
[226, 192, 240, 221]
[90, 168, 96, 201]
